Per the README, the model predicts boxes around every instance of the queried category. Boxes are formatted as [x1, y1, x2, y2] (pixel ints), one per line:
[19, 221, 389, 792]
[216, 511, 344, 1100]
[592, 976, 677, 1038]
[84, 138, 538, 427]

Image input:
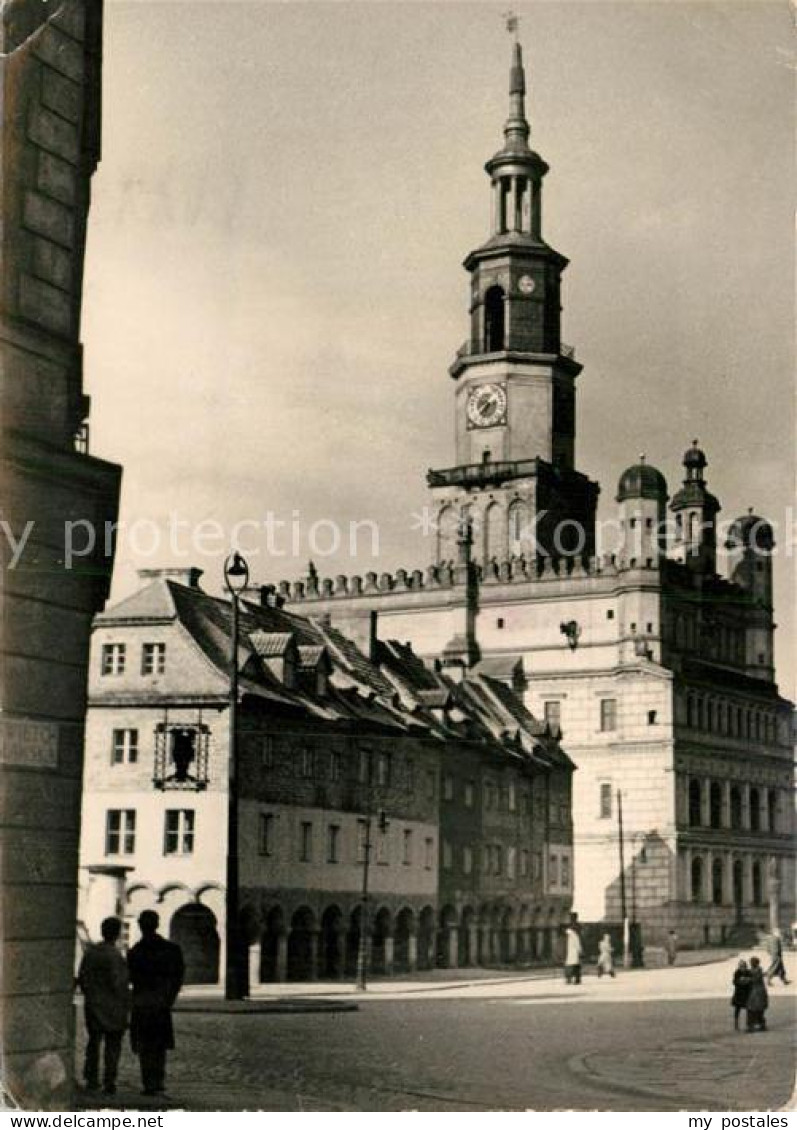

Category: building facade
[277, 42, 795, 947]
[1, 0, 121, 1108]
[79, 568, 573, 986]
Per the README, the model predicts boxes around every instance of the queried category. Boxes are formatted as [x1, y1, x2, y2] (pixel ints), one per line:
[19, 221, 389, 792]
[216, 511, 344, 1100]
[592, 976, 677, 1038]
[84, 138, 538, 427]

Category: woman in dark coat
[128, 910, 185, 1096]
[730, 958, 751, 1030]
[745, 956, 769, 1032]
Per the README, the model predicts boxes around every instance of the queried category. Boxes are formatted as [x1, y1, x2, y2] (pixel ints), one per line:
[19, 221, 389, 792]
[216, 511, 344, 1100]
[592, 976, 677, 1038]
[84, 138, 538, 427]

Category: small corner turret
[669, 441, 720, 574]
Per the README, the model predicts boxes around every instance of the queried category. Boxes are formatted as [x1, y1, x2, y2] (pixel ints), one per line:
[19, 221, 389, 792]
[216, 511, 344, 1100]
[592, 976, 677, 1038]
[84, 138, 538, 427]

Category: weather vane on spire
[503, 10, 520, 39]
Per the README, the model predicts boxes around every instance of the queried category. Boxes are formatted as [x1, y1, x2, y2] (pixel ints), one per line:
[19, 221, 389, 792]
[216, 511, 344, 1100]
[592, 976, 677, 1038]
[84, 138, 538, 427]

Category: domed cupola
[669, 440, 720, 573]
[616, 454, 668, 565]
[617, 457, 668, 503]
[726, 509, 775, 553]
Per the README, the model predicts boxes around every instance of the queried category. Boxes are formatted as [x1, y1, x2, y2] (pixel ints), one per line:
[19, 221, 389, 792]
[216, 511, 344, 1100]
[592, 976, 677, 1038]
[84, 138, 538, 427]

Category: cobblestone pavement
[76, 963, 796, 1113]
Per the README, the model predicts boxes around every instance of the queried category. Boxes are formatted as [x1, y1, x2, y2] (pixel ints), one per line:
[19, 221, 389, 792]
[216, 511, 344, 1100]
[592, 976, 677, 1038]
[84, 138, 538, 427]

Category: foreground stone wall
[1, 0, 120, 1108]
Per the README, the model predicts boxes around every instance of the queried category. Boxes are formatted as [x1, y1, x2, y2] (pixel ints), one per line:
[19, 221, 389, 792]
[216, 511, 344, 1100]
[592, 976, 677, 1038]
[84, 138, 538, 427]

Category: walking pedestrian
[730, 958, 751, 1031]
[596, 933, 615, 978]
[128, 910, 185, 1097]
[745, 957, 768, 1031]
[665, 929, 678, 966]
[564, 924, 583, 985]
[77, 916, 130, 1096]
[766, 929, 791, 985]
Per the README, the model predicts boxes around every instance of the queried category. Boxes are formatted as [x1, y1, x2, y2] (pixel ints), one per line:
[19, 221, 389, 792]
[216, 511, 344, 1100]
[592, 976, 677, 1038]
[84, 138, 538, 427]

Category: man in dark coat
[128, 910, 185, 1096]
[77, 917, 130, 1095]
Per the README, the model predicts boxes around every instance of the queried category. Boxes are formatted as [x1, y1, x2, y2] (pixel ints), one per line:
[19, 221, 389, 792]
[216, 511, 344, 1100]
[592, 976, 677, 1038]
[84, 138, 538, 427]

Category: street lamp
[617, 788, 630, 969]
[224, 550, 249, 1001]
[356, 807, 388, 992]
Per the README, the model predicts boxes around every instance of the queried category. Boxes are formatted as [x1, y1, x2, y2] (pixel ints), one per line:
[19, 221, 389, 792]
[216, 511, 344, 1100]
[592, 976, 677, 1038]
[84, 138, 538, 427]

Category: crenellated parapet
[277, 552, 661, 603]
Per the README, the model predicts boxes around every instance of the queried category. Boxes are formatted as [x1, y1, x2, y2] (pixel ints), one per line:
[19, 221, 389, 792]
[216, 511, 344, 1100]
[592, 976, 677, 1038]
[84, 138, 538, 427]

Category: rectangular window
[561, 855, 570, 889]
[111, 728, 138, 765]
[648, 710, 657, 725]
[376, 752, 391, 787]
[463, 845, 473, 875]
[443, 773, 454, 801]
[358, 748, 371, 784]
[141, 642, 166, 676]
[329, 749, 341, 782]
[533, 852, 542, 881]
[426, 769, 436, 801]
[464, 781, 475, 808]
[300, 821, 313, 862]
[164, 809, 195, 855]
[442, 840, 453, 870]
[494, 845, 502, 876]
[376, 826, 388, 865]
[327, 824, 340, 863]
[259, 813, 275, 856]
[101, 643, 126, 676]
[600, 698, 617, 732]
[507, 783, 516, 812]
[506, 846, 516, 879]
[543, 700, 562, 729]
[406, 759, 414, 793]
[261, 735, 275, 769]
[520, 849, 529, 877]
[599, 782, 613, 819]
[356, 818, 369, 863]
[105, 809, 135, 855]
[301, 747, 314, 779]
[402, 828, 413, 866]
[549, 853, 559, 886]
[484, 780, 494, 810]
[424, 836, 434, 870]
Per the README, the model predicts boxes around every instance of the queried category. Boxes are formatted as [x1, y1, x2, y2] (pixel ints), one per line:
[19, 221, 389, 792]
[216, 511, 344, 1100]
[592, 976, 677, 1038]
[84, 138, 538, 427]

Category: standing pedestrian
[596, 933, 615, 978]
[730, 958, 751, 1031]
[128, 910, 185, 1097]
[77, 916, 130, 1096]
[745, 957, 768, 1031]
[766, 929, 791, 986]
[564, 923, 583, 985]
[665, 930, 678, 966]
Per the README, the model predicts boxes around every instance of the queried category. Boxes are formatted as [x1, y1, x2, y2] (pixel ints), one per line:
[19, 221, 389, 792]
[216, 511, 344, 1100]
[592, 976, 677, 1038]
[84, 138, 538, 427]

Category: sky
[82, 1, 795, 693]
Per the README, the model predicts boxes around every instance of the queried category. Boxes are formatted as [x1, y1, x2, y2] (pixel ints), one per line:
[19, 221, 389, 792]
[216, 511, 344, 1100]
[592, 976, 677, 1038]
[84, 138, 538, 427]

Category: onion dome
[617, 455, 667, 502]
[726, 509, 775, 551]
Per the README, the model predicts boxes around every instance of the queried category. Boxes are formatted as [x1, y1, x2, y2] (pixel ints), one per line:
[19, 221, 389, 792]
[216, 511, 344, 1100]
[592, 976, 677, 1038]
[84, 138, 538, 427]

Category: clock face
[466, 383, 507, 429]
[518, 274, 536, 295]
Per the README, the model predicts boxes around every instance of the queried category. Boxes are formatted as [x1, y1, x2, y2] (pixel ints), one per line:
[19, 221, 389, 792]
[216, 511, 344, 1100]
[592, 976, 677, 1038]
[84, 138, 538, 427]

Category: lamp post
[223, 550, 249, 1001]
[356, 807, 388, 992]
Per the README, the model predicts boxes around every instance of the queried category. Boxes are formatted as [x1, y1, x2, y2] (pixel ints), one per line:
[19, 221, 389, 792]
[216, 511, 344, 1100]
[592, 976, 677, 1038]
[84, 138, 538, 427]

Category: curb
[175, 999, 359, 1015]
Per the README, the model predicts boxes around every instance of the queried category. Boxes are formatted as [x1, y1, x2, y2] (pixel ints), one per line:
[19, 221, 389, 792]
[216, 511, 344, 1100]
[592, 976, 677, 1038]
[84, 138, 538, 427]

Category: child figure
[730, 958, 751, 1030]
[597, 933, 615, 978]
[745, 956, 769, 1032]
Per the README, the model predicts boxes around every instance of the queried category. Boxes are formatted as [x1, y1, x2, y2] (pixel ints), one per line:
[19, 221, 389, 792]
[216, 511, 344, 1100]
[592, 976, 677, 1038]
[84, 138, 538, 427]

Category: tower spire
[505, 39, 530, 151]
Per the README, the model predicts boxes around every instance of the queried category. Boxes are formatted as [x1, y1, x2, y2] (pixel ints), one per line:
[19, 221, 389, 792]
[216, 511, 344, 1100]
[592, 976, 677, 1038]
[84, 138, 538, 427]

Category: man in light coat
[564, 924, 583, 985]
[77, 916, 130, 1095]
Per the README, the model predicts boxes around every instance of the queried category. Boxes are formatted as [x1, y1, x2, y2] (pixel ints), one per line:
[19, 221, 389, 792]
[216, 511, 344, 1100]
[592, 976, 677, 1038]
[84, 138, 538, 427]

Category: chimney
[137, 566, 203, 589]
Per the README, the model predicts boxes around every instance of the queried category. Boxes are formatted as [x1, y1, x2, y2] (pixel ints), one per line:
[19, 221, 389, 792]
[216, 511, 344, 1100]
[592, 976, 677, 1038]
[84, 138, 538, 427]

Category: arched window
[709, 782, 722, 829]
[691, 856, 703, 902]
[686, 695, 695, 728]
[484, 502, 503, 563]
[749, 787, 760, 832]
[484, 286, 505, 352]
[732, 859, 744, 908]
[730, 785, 742, 830]
[711, 858, 724, 905]
[436, 505, 457, 564]
[696, 697, 705, 730]
[752, 861, 762, 905]
[707, 700, 715, 731]
[688, 778, 702, 827]
[508, 500, 530, 553]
